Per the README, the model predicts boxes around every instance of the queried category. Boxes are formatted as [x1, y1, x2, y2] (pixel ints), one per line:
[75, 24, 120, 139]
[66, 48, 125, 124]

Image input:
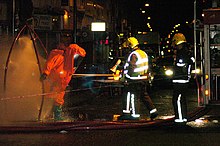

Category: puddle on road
[187, 115, 220, 128]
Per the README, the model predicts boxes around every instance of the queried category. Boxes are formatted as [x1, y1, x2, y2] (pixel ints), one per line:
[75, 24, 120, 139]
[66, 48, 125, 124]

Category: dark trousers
[122, 81, 155, 114]
[172, 83, 188, 120]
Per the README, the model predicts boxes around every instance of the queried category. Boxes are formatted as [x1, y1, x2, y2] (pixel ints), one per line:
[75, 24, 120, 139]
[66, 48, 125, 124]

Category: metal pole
[194, 0, 197, 70]
[12, 0, 15, 36]
[73, 0, 77, 43]
[194, 0, 199, 106]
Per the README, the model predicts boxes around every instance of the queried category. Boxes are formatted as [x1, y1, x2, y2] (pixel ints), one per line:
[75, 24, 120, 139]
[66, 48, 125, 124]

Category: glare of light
[205, 74, 209, 80]
[64, 10, 68, 19]
[74, 54, 79, 59]
[205, 90, 209, 96]
[142, 10, 146, 14]
[52, 18, 58, 22]
[87, 2, 93, 6]
[119, 33, 124, 37]
[160, 115, 175, 120]
[202, 13, 205, 17]
[150, 76, 154, 80]
[191, 68, 201, 74]
[165, 69, 173, 76]
[150, 29, 152, 31]
[145, 3, 150, 7]
[147, 17, 151, 20]
[195, 118, 204, 123]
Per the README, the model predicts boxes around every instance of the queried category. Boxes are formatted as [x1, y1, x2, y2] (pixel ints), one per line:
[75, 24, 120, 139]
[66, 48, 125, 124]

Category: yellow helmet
[127, 37, 139, 49]
[171, 33, 186, 46]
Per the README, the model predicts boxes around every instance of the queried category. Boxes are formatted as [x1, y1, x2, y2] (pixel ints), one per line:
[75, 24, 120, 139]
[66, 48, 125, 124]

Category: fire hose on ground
[0, 75, 210, 133]
[0, 106, 209, 133]
[0, 103, 209, 133]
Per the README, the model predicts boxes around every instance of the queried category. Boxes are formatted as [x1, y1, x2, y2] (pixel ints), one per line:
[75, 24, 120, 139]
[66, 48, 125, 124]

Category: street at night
[0, 86, 220, 145]
[0, 0, 220, 146]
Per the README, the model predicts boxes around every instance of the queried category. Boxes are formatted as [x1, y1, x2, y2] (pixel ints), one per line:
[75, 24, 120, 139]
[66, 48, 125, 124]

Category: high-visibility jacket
[123, 49, 149, 80]
[43, 44, 86, 105]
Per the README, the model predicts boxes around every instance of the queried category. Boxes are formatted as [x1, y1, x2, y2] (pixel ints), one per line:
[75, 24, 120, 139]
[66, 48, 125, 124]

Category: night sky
[124, 0, 211, 40]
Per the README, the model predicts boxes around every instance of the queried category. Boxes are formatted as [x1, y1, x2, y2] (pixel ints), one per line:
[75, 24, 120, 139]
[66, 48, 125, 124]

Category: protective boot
[53, 105, 64, 121]
[150, 108, 158, 120]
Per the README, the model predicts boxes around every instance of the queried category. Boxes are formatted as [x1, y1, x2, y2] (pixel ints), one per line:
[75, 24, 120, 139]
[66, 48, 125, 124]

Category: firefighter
[171, 33, 195, 124]
[118, 37, 158, 120]
[40, 34, 86, 121]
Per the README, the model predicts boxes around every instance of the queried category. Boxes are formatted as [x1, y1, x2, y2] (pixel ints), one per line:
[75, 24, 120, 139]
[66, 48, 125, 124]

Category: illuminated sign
[91, 22, 106, 31]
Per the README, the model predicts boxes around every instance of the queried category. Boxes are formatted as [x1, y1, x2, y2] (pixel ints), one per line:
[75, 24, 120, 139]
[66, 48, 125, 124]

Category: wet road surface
[1, 85, 220, 146]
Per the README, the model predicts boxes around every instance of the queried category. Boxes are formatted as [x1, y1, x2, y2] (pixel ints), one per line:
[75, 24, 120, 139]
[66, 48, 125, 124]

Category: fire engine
[197, 4, 220, 106]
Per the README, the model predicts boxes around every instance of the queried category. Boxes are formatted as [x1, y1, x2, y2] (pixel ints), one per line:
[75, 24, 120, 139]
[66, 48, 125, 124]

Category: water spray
[3, 24, 48, 121]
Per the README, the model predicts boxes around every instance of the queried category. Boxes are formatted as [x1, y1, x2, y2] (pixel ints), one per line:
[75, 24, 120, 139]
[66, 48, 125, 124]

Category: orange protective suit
[43, 44, 86, 106]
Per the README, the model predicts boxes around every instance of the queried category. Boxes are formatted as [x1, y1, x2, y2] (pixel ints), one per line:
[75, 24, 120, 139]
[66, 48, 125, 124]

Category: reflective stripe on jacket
[123, 49, 149, 80]
[172, 43, 194, 83]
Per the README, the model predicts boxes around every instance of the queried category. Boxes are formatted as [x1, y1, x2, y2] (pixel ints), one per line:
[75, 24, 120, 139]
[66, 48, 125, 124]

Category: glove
[40, 73, 47, 81]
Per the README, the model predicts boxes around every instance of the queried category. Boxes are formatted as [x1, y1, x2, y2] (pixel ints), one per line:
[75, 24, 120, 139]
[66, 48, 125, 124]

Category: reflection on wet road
[1, 86, 220, 146]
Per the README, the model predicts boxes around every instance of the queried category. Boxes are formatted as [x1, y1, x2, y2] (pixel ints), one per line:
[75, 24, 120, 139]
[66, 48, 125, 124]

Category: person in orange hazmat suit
[40, 42, 86, 121]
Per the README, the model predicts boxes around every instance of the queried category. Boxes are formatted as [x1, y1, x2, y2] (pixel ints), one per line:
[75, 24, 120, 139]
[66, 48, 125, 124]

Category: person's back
[171, 33, 195, 123]
[173, 42, 194, 82]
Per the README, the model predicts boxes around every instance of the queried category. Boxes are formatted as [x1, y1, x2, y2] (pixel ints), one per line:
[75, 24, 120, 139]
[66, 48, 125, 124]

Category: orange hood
[64, 44, 86, 74]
